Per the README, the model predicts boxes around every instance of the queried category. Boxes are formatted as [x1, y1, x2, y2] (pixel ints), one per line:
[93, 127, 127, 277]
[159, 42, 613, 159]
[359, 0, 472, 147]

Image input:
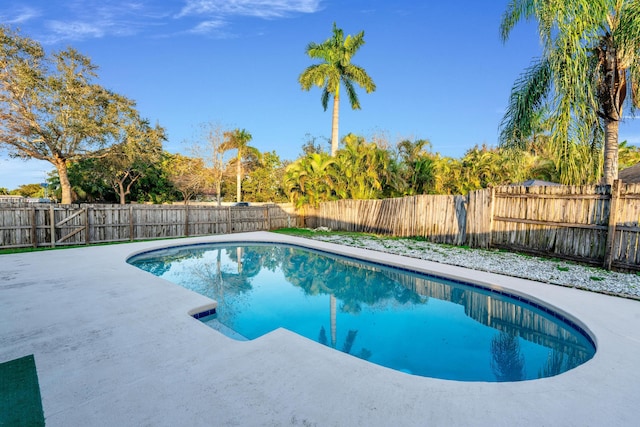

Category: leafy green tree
[66, 158, 115, 202]
[332, 134, 393, 199]
[396, 139, 437, 195]
[460, 145, 512, 191]
[101, 118, 165, 204]
[0, 187, 9, 195]
[499, 0, 640, 185]
[299, 23, 376, 156]
[131, 151, 180, 204]
[224, 128, 258, 203]
[242, 151, 287, 202]
[62, 118, 165, 204]
[284, 152, 336, 207]
[0, 26, 137, 203]
[619, 141, 640, 170]
[10, 183, 43, 198]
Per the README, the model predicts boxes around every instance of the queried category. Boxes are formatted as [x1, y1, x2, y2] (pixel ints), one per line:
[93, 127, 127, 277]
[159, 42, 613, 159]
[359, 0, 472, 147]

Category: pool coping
[1, 231, 639, 426]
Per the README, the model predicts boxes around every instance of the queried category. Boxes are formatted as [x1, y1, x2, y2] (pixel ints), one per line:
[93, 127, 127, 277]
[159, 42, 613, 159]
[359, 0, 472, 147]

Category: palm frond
[344, 64, 376, 93]
[500, 57, 552, 149]
[342, 78, 360, 110]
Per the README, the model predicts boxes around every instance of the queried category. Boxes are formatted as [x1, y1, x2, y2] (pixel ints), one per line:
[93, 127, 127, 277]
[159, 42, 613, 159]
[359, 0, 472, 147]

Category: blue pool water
[128, 242, 595, 382]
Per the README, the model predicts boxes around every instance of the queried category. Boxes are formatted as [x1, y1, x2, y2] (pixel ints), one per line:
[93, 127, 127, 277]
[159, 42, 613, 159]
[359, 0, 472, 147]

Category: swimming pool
[128, 242, 595, 382]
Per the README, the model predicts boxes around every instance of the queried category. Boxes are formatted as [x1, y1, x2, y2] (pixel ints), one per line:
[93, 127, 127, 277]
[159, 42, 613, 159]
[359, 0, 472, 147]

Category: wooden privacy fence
[305, 195, 468, 246]
[305, 181, 640, 271]
[0, 203, 301, 249]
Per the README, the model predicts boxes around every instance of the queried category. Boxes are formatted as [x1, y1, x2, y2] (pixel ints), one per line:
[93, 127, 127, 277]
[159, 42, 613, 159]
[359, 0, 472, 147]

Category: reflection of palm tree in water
[318, 294, 371, 360]
[490, 331, 526, 381]
[236, 247, 243, 274]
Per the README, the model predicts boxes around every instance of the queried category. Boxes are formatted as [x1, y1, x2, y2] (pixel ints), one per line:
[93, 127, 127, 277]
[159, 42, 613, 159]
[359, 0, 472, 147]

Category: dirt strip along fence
[0, 203, 302, 249]
[304, 181, 640, 271]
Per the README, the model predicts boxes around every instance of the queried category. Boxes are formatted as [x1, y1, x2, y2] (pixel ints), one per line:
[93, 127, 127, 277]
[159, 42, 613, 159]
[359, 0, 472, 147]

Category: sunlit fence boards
[0, 203, 301, 249]
[305, 181, 640, 271]
[2, 183, 638, 271]
[305, 195, 468, 245]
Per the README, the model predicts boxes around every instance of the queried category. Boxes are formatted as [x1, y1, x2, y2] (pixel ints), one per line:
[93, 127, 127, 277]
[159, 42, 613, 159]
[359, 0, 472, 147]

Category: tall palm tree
[299, 23, 376, 156]
[224, 128, 258, 203]
[500, 0, 640, 185]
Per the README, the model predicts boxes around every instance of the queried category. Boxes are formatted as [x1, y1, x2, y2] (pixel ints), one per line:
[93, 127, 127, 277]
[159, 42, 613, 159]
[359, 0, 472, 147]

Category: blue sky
[2, 0, 640, 190]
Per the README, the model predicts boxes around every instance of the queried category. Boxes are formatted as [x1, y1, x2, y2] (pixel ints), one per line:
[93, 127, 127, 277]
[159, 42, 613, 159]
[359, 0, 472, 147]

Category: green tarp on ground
[0, 354, 45, 426]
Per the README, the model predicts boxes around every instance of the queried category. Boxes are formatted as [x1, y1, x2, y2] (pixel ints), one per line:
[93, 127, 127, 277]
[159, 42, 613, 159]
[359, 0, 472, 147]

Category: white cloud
[0, 6, 41, 24]
[4, 1, 169, 44]
[188, 19, 229, 35]
[46, 20, 106, 41]
[177, 0, 323, 19]
[2, 0, 323, 44]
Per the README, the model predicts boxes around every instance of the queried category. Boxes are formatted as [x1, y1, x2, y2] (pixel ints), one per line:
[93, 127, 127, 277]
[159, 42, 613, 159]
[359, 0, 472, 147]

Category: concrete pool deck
[1, 231, 639, 426]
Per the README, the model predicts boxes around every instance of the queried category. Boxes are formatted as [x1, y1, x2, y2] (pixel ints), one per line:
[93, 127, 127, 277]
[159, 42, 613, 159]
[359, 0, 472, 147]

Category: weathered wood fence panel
[608, 182, 640, 269]
[490, 185, 610, 263]
[0, 203, 301, 249]
[306, 195, 467, 245]
[306, 181, 640, 271]
[2, 185, 638, 270]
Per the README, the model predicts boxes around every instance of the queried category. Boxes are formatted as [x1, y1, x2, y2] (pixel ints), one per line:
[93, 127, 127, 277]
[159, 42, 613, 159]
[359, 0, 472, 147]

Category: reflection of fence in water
[383, 268, 592, 357]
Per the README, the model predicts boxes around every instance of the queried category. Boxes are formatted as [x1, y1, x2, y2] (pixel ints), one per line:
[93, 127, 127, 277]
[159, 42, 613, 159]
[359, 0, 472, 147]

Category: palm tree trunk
[331, 92, 340, 156]
[602, 118, 619, 185]
[236, 150, 242, 202]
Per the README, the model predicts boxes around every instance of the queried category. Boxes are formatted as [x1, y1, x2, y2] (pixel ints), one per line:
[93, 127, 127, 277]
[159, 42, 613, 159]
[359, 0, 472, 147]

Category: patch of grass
[272, 227, 317, 237]
[556, 265, 570, 272]
[403, 236, 429, 242]
[515, 252, 534, 258]
[0, 236, 191, 256]
[273, 228, 380, 239]
[589, 276, 605, 281]
[0, 242, 106, 256]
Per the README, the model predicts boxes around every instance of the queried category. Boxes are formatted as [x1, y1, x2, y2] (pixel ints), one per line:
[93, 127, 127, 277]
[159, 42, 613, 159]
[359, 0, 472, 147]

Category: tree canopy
[0, 26, 143, 203]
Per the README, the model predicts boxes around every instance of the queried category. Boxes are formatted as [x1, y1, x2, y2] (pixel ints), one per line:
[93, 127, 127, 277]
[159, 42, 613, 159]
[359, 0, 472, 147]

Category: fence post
[603, 179, 621, 270]
[265, 206, 270, 230]
[184, 204, 190, 237]
[227, 206, 232, 233]
[49, 205, 55, 248]
[84, 207, 89, 245]
[30, 207, 37, 248]
[488, 187, 495, 249]
[129, 205, 134, 241]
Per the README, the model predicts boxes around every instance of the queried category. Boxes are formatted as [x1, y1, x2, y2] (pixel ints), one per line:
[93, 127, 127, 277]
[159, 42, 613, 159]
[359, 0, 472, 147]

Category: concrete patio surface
[1, 231, 639, 426]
